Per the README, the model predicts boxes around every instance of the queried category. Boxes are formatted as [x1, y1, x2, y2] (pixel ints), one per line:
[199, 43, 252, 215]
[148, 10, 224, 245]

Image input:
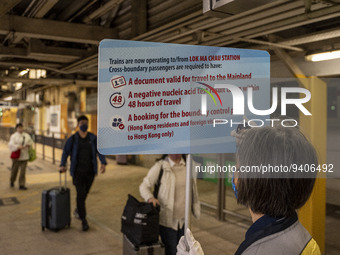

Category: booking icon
[110, 115, 125, 130]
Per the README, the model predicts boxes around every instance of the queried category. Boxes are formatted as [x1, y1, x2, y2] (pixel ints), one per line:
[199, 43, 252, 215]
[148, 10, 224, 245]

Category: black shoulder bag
[121, 194, 160, 245]
[121, 164, 163, 246]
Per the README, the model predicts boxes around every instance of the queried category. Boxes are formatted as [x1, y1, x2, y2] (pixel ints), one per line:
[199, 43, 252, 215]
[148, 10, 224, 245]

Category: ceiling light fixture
[15, 82, 23, 90]
[18, 69, 29, 76]
[305, 49, 340, 62]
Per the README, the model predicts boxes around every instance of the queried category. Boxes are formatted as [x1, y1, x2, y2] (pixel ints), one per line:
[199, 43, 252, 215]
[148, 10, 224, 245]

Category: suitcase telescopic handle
[58, 170, 67, 190]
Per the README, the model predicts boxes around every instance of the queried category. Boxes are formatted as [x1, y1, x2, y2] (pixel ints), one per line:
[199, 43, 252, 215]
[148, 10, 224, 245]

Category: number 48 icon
[110, 92, 125, 108]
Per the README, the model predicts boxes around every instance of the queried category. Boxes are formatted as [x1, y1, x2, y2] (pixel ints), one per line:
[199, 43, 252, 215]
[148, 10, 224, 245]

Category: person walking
[8, 123, 34, 190]
[60, 115, 107, 231]
[140, 154, 200, 255]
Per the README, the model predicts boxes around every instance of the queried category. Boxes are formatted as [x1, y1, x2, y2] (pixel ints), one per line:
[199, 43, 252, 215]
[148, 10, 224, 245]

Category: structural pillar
[298, 77, 327, 253]
[273, 48, 326, 253]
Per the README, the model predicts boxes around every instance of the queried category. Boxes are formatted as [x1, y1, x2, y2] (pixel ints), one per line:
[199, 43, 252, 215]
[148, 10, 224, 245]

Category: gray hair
[236, 124, 318, 217]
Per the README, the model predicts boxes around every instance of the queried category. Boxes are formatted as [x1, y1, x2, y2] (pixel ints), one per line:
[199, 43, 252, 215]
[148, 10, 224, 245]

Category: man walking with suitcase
[60, 115, 107, 231]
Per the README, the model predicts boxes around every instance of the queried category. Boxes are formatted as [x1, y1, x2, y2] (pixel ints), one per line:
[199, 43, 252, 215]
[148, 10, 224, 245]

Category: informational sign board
[98, 40, 270, 155]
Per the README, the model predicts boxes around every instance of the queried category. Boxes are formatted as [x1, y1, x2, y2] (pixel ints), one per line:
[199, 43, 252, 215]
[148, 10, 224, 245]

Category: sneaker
[19, 186, 27, 190]
[10, 182, 14, 188]
[73, 209, 80, 220]
[82, 219, 89, 231]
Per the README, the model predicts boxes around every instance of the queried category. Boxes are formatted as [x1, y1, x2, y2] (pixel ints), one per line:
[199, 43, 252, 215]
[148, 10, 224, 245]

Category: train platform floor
[0, 141, 339, 254]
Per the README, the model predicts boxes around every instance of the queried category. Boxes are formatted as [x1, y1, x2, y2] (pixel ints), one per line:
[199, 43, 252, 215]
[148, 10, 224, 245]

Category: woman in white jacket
[8, 123, 33, 190]
[139, 154, 200, 255]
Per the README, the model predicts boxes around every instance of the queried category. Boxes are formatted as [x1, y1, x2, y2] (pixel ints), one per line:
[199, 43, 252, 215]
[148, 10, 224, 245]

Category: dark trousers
[159, 225, 184, 255]
[10, 159, 28, 186]
[72, 172, 95, 220]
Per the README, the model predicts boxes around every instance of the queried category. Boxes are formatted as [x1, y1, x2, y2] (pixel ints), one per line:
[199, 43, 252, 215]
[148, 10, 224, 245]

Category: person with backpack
[60, 115, 107, 231]
[140, 154, 200, 255]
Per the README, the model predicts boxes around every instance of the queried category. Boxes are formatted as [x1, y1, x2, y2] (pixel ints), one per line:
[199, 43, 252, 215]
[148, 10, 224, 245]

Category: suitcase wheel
[42, 227, 45, 231]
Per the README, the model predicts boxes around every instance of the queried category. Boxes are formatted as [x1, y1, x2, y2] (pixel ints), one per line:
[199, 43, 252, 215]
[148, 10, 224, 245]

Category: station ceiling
[1, 0, 340, 100]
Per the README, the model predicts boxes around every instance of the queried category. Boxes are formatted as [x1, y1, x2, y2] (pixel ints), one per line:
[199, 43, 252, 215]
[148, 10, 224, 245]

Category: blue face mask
[80, 124, 88, 132]
[232, 172, 238, 199]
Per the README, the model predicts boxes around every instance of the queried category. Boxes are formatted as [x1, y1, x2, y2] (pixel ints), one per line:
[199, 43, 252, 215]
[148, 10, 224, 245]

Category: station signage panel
[98, 40, 270, 154]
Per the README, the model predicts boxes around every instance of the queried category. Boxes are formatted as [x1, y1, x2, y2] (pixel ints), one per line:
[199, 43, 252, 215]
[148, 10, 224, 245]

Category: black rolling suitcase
[123, 235, 165, 255]
[41, 171, 71, 231]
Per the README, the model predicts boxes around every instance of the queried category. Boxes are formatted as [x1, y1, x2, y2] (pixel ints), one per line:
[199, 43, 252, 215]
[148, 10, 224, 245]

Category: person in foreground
[8, 123, 34, 190]
[177, 124, 321, 255]
[60, 115, 107, 231]
[140, 154, 200, 255]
